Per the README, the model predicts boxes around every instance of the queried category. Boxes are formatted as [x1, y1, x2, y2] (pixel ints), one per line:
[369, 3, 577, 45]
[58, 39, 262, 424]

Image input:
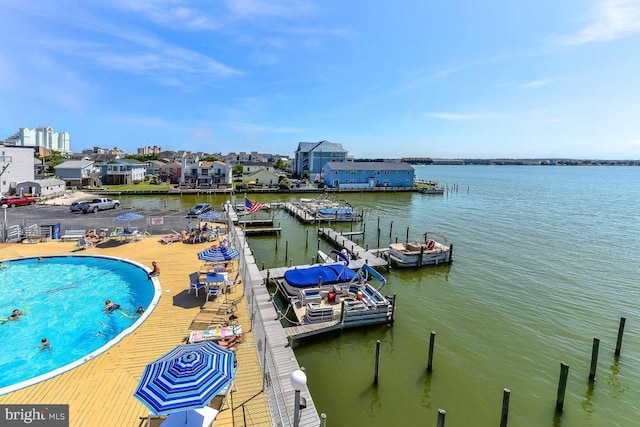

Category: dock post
[377, 228, 380, 248]
[555, 362, 570, 412]
[305, 229, 309, 249]
[389, 294, 397, 325]
[363, 223, 366, 236]
[389, 220, 393, 237]
[340, 301, 346, 323]
[448, 244, 453, 262]
[615, 317, 626, 356]
[350, 221, 353, 233]
[320, 413, 327, 427]
[406, 226, 409, 244]
[427, 331, 436, 371]
[374, 340, 381, 385]
[589, 337, 600, 381]
[500, 388, 510, 427]
[285, 241, 289, 263]
[266, 270, 270, 286]
[418, 246, 424, 267]
[317, 238, 321, 253]
[275, 237, 278, 251]
[436, 409, 446, 427]
[377, 216, 380, 230]
[261, 262, 265, 271]
[289, 259, 293, 267]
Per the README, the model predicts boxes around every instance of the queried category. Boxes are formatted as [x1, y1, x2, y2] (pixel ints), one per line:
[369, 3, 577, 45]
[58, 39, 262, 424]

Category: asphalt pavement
[2, 205, 203, 238]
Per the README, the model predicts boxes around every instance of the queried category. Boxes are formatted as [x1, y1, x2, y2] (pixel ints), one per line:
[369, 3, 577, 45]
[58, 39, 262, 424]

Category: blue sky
[1, 0, 639, 159]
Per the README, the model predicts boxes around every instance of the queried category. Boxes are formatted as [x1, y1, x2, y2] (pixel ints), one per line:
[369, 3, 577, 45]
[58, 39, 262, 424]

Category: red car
[0, 195, 37, 207]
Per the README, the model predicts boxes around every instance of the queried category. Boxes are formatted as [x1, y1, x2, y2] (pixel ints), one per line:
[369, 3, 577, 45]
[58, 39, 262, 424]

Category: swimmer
[8, 309, 25, 321]
[103, 299, 120, 313]
[38, 257, 43, 263]
[147, 261, 160, 279]
[136, 306, 145, 315]
[0, 261, 7, 269]
[38, 338, 51, 352]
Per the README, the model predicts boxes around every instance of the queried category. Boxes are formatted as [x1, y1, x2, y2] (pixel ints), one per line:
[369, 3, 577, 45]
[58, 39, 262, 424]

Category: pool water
[0, 256, 157, 393]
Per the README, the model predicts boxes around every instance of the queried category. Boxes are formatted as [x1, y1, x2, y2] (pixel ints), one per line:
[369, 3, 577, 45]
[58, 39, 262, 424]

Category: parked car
[187, 203, 212, 216]
[70, 201, 89, 213]
[0, 195, 37, 207]
[82, 198, 120, 213]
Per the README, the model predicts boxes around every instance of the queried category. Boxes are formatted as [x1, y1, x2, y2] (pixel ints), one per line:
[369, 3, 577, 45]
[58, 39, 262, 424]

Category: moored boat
[386, 231, 452, 267]
[419, 181, 444, 194]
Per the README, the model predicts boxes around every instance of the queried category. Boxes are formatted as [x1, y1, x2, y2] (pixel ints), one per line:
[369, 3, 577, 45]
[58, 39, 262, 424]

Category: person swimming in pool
[8, 309, 25, 321]
[103, 299, 120, 313]
[38, 337, 51, 352]
[136, 306, 145, 315]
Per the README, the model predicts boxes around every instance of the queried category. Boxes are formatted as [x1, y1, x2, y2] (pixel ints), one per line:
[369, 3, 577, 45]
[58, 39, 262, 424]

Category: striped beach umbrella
[133, 342, 235, 415]
[197, 246, 240, 263]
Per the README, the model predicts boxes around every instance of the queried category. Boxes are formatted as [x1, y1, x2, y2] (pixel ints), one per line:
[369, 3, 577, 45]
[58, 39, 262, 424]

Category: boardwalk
[0, 237, 271, 427]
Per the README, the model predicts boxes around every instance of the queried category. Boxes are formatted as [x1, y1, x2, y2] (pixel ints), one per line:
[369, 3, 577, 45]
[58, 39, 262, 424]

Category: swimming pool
[0, 255, 160, 394]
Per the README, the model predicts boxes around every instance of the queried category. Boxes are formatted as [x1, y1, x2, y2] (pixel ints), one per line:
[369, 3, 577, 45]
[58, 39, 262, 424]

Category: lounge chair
[160, 231, 182, 244]
[61, 229, 87, 241]
[110, 227, 124, 237]
[157, 407, 219, 427]
[76, 237, 93, 250]
[189, 311, 238, 330]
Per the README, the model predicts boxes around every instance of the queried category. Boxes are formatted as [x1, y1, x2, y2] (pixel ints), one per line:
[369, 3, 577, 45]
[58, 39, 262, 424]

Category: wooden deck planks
[0, 238, 271, 427]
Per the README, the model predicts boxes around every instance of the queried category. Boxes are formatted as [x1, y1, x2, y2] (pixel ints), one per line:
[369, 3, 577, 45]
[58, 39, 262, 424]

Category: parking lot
[1, 204, 204, 240]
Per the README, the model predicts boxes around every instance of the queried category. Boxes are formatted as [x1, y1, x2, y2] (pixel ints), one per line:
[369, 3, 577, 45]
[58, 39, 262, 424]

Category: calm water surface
[243, 166, 640, 427]
[121, 167, 640, 426]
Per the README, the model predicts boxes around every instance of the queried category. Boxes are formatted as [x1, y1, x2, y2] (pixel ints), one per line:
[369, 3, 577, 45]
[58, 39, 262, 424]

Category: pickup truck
[82, 198, 120, 213]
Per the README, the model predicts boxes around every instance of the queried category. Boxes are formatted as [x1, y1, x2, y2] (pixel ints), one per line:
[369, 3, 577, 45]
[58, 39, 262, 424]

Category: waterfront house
[244, 169, 281, 187]
[322, 161, 415, 189]
[95, 159, 146, 185]
[183, 160, 232, 188]
[294, 140, 349, 177]
[54, 159, 99, 188]
[0, 145, 35, 196]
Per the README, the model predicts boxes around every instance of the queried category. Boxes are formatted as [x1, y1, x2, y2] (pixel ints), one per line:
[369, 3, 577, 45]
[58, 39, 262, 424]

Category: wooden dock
[284, 320, 342, 339]
[243, 227, 282, 235]
[236, 219, 274, 227]
[318, 227, 388, 268]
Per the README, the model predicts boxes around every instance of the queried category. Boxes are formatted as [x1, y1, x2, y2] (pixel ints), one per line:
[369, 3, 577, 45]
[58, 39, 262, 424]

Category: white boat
[419, 181, 444, 195]
[297, 195, 362, 222]
[386, 231, 453, 267]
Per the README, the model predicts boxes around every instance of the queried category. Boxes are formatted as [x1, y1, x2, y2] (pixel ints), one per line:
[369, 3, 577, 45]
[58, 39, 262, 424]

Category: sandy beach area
[41, 190, 97, 206]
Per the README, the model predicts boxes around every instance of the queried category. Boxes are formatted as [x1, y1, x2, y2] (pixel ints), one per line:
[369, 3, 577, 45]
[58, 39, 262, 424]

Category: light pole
[290, 369, 307, 427]
[2, 204, 7, 243]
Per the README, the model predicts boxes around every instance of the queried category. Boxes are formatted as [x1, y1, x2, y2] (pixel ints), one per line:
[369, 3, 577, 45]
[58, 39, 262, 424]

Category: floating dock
[317, 227, 388, 268]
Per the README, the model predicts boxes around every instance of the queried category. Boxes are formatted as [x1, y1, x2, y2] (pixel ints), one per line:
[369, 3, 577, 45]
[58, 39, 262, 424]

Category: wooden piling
[589, 337, 600, 381]
[615, 317, 626, 356]
[418, 246, 424, 267]
[389, 221, 393, 237]
[275, 237, 278, 251]
[284, 240, 288, 262]
[289, 259, 293, 267]
[436, 409, 446, 427]
[305, 229, 309, 249]
[374, 340, 381, 385]
[405, 226, 409, 244]
[427, 331, 436, 371]
[377, 228, 380, 248]
[317, 238, 321, 253]
[320, 413, 327, 427]
[500, 388, 510, 427]
[555, 362, 570, 412]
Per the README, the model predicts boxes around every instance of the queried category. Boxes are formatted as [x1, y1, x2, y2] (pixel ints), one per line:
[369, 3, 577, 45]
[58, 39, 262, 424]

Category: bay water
[123, 165, 640, 426]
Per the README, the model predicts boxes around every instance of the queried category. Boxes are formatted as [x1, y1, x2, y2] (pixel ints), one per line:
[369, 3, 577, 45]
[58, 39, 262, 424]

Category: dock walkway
[318, 227, 388, 268]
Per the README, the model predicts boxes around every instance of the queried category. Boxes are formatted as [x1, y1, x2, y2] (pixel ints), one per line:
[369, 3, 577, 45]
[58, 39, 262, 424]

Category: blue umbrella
[197, 211, 223, 221]
[134, 342, 235, 416]
[114, 212, 144, 222]
[197, 246, 240, 263]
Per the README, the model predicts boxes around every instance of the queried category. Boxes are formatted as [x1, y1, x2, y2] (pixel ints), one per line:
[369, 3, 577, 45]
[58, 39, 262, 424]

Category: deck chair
[215, 363, 241, 411]
[76, 237, 93, 250]
[110, 227, 124, 237]
[224, 272, 241, 294]
[189, 311, 238, 330]
[206, 284, 226, 302]
[188, 272, 205, 297]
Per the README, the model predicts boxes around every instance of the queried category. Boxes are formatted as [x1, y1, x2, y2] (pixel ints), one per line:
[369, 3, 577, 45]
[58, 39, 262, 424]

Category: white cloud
[519, 78, 561, 88]
[562, 0, 640, 45]
[425, 112, 501, 121]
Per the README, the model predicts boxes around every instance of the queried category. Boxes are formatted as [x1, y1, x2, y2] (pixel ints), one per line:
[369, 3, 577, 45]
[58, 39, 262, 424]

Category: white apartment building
[0, 145, 36, 195]
[6, 126, 70, 153]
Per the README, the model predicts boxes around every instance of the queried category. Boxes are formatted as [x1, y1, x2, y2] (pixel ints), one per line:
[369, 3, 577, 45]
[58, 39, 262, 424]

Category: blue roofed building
[294, 140, 349, 178]
[322, 161, 415, 189]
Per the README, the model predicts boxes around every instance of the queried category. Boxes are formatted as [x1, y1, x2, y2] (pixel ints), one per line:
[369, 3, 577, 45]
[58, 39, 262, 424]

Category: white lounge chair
[61, 229, 87, 241]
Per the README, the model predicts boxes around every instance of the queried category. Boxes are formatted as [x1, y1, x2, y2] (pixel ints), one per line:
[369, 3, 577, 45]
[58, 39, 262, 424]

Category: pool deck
[0, 236, 271, 427]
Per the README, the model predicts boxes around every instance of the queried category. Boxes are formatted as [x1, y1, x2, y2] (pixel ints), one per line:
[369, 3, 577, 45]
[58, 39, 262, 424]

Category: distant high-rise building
[138, 145, 162, 155]
[5, 127, 70, 153]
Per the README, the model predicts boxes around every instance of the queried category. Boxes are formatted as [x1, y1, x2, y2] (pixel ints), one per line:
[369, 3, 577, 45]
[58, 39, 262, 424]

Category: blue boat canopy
[284, 264, 358, 288]
[318, 208, 353, 215]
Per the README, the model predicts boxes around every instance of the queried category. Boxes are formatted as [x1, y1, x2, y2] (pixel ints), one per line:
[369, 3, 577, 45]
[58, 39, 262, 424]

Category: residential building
[182, 161, 231, 188]
[95, 159, 146, 185]
[294, 140, 349, 177]
[159, 161, 181, 184]
[244, 169, 281, 187]
[15, 178, 65, 197]
[138, 145, 162, 155]
[5, 127, 70, 153]
[322, 161, 415, 189]
[54, 160, 99, 188]
[242, 161, 274, 175]
[0, 145, 36, 195]
[145, 160, 167, 178]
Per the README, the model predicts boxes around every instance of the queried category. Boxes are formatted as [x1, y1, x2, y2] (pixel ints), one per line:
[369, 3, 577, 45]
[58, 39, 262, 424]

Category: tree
[43, 151, 67, 174]
[232, 164, 243, 175]
[274, 158, 286, 170]
[278, 176, 292, 190]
